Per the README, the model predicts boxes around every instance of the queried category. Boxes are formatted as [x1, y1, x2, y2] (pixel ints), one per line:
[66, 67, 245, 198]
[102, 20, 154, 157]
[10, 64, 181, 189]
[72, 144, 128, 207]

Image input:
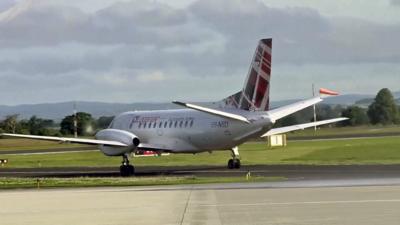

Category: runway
[2, 165, 400, 224]
[1, 179, 400, 225]
[2, 164, 400, 181]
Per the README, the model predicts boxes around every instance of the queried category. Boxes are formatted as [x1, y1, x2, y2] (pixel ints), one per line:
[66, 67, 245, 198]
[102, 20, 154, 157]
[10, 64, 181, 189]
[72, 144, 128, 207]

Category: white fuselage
[108, 109, 273, 153]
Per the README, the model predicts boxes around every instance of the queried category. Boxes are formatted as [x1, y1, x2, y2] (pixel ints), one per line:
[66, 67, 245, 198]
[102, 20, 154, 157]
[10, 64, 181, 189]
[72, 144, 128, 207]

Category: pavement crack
[179, 186, 193, 225]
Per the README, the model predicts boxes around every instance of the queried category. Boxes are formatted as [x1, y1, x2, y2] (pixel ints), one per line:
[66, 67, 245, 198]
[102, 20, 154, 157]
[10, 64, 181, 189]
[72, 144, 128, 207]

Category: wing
[172, 101, 250, 123]
[1, 133, 128, 147]
[261, 117, 348, 137]
[137, 143, 174, 152]
[265, 97, 322, 123]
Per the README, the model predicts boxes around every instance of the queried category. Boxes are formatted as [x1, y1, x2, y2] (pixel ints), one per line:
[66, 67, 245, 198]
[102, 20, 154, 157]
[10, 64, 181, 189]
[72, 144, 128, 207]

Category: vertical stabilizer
[222, 38, 272, 111]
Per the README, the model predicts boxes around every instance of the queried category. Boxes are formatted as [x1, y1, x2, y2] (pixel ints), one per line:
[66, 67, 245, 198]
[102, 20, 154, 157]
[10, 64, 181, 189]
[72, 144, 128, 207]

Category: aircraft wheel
[120, 165, 135, 176]
[228, 159, 235, 169]
[234, 159, 241, 169]
[128, 165, 135, 175]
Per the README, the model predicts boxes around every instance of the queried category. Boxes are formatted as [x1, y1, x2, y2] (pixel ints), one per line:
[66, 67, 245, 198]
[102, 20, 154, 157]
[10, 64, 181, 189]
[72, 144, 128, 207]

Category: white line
[0, 171, 114, 174]
[199, 199, 400, 207]
[0, 150, 98, 156]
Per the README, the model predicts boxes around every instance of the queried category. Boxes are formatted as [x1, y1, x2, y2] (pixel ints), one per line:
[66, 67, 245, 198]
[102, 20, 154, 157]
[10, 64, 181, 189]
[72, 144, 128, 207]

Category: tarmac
[2, 145, 400, 224]
[2, 164, 400, 180]
[1, 179, 400, 225]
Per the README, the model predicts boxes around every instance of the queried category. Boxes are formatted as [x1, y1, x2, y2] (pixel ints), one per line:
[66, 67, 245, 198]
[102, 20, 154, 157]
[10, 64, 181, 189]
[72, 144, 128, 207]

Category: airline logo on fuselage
[130, 116, 195, 125]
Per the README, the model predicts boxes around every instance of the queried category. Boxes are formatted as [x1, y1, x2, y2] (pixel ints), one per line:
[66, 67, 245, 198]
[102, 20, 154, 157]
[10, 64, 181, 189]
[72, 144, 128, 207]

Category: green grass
[0, 138, 83, 151]
[1, 136, 400, 168]
[287, 125, 400, 138]
[286, 138, 400, 164]
[0, 176, 282, 189]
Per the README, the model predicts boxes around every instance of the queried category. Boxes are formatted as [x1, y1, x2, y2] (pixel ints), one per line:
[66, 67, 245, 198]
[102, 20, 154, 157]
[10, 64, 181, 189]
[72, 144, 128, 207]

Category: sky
[0, 0, 399, 105]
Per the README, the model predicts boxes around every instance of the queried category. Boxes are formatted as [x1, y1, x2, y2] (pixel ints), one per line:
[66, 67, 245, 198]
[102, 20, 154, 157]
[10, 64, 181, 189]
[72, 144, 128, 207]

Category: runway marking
[0, 150, 99, 156]
[199, 199, 400, 207]
[0, 171, 116, 175]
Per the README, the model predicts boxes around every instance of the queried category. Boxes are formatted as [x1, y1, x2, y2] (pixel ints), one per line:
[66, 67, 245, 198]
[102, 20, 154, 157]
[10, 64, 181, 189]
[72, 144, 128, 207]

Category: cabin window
[153, 122, 156, 128]
[179, 121, 183, 128]
[159, 122, 162, 128]
[190, 120, 194, 127]
[184, 120, 188, 127]
[138, 123, 142, 129]
[164, 121, 168, 128]
[143, 122, 147, 128]
[169, 121, 173, 128]
[174, 121, 178, 128]
[148, 122, 152, 128]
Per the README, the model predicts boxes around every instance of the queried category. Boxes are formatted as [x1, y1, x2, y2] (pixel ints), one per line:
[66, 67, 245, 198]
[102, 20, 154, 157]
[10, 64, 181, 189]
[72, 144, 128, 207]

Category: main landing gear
[120, 154, 135, 176]
[227, 147, 241, 169]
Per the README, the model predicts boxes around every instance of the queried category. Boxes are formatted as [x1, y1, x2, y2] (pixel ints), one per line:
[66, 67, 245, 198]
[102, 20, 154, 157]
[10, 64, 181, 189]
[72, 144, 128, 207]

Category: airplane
[1, 38, 347, 176]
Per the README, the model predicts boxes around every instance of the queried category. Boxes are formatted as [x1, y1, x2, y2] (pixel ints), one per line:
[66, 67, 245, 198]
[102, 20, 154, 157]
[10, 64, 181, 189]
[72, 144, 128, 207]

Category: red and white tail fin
[221, 38, 272, 111]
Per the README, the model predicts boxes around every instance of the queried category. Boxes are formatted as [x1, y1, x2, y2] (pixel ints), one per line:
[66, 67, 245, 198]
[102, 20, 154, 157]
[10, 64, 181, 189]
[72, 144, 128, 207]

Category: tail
[221, 38, 272, 111]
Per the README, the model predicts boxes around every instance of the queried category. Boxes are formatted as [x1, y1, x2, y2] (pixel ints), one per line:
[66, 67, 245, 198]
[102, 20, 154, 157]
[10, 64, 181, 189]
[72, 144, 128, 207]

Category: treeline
[0, 112, 114, 136]
[276, 88, 400, 127]
[1, 88, 399, 136]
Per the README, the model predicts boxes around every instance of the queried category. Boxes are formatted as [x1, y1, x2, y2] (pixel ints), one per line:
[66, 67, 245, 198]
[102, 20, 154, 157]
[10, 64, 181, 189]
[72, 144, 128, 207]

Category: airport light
[0, 159, 8, 166]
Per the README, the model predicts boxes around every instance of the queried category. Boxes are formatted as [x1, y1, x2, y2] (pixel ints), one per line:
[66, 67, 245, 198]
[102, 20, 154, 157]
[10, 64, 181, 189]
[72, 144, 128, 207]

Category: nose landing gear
[227, 147, 241, 169]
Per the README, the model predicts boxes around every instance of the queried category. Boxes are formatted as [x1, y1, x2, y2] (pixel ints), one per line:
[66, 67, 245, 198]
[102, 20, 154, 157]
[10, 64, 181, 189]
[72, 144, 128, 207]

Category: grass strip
[0, 176, 284, 189]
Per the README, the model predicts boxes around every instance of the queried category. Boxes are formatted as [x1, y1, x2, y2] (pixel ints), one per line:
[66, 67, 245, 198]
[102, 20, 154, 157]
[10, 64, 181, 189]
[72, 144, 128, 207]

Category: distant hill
[270, 94, 375, 108]
[354, 91, 400, 107]
[322, 94, 373, 105]
[1, 91, 399, 120]
[0, 101, 180, 121]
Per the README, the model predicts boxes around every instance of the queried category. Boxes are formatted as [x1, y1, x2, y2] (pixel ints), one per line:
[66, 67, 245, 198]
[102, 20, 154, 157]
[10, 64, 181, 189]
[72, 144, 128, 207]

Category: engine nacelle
[95, 129, 140, 156]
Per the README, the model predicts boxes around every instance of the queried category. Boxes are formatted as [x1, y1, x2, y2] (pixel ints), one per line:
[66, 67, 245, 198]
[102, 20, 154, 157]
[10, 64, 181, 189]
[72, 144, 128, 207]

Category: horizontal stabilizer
[1, 133, 128, 147]
[266, 97, 322, 122]
[261, 117, 348, 137]
[172, 101, 250, 123]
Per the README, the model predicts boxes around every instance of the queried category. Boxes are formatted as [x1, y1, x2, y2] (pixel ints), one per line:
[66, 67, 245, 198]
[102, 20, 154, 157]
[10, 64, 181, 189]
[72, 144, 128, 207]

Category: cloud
[0, 0, 16, 13]
[0, 0, 399, 104]
[190, 0, 400, 64]
[0, 0, 214, 48]
[391, 0, 400, 5]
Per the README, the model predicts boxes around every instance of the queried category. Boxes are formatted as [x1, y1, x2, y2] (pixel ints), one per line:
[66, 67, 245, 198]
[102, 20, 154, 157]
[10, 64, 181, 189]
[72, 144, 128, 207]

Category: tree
[2, 114, 19, 133]
[27, 116, 54, 135]
[367, 88, 400, 125]
[341, 106, 369, 126]
[273, 114, 299, 127]
[96, 116, 115, 129]
[60, 112, 95, 136]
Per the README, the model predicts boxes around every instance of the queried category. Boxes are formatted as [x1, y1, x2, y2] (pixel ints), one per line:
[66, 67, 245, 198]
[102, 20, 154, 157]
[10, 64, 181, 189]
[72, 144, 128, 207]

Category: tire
[228, 159, 234, 169]
[128, 165, 135, 176]
[234, 159, 241, 169]
[120, 165, 129, 177]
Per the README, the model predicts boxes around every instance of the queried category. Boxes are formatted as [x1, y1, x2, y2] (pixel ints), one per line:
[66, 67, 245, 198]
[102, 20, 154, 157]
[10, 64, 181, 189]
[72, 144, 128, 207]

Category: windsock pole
[312, 84, 317, 132]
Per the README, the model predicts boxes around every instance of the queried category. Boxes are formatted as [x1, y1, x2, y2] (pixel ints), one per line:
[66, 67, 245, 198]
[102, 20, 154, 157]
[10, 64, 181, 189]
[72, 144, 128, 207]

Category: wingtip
[172, 101, 186, 106]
